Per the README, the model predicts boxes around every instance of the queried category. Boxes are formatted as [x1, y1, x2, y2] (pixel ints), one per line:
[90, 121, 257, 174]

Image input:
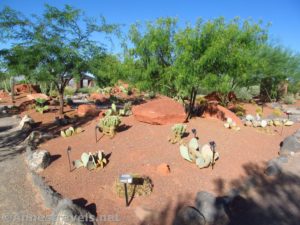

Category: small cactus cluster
[105, 103, 132, 117]
[224, 118, 240, 131]
[179, 138, 219, 169]
[73, 151, 108, 170]
[244, 114, 294, 127]
[60, 126, 83, 138]
[98, 115, 121, 137]
[169, 124, 187, 144]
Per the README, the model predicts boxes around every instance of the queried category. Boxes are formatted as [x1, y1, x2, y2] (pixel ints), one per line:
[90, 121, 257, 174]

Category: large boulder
[26, 149, 51, 172]
[0, 90, 9, 98]
[14, 84, 41, 93]
[132, 96, 186, 125]
[77, 104, 98, 117]
[195, 191, 229, 225]
[203, 101, 243, 126]
[280, 129, 300, 155]
[89, 93, 110, 103]
[27, 93, 49, 101]
[53, 199, 96, 225]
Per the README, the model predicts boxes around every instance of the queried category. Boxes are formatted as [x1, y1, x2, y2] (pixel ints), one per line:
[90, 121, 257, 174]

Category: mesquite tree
[0, 4, 117, 115]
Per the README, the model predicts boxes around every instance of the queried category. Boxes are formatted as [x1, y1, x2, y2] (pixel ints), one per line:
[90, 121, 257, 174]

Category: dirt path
[0, 116, 49, 225]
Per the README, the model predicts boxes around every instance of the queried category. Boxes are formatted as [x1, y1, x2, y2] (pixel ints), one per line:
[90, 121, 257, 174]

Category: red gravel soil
[2, 94, 300, 224]
[37, 102, 299, 225]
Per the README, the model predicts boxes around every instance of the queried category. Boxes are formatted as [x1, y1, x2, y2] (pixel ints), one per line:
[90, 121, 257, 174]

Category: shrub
[235, 87, 252, 102]
[272, 108, 282, 117]
[78, 87, 99, 94]
[283, 94, 296, 104]
[64, 86, 76, 96]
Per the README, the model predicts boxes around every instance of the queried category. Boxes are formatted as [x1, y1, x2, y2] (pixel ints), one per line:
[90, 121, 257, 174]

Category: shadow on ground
[140, 162, 300, 225]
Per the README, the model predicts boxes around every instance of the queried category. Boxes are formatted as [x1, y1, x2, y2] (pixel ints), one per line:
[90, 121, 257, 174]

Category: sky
[1, 0, 300, 53]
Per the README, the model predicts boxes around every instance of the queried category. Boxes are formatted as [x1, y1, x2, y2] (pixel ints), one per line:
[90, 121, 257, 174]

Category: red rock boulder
[77, 104, 98, 117]
[203, 101, 242, 125]
[14, 84, 41, 93]
[132, 96, 186, 125]
[89, 93, 110, 103]
[156, 163, 170, 176]
[27, 93, 49, 101]
[0, 90, 9, 98]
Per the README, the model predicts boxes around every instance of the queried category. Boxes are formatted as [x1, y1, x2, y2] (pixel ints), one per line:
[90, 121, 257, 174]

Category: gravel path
[0, 116, 49, 225]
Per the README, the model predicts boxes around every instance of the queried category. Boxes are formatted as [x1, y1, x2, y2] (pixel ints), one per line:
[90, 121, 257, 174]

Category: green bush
[235, 87, 253, 102]
[235, 86, 260, 102]
[64, 86, 76, 96]
[77, 87, 99, 94]
[283, 94, 296, 104]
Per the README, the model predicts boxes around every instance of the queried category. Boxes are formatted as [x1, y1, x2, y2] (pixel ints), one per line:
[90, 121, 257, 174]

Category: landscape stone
[77, 104, 98, 117]
[89, 93, 110, 103]
[173, 206, 205, 225]
[132, 96, 186, 125]
[280, 129, 300, 155]
[53, 199, 96, 225]
[156, 163, 170, 175]
[26, 149, 51, 172]
[27, 93, 49, 101]
[195, 191, 228, 225]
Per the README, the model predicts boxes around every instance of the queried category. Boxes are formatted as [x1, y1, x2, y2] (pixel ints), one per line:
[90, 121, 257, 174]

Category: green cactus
[169, 124, 187, 144]
[119, 102, 132, 116]
[35, 98, 49, 114]
[74, 151, 108, 170]
[179, 138, 219, 169]
[98, 116, 121, 137]
[60, 126, 82, 138]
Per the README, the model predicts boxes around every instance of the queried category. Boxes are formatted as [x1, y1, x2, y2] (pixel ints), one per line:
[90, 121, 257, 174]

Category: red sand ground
[2, 94, 300, 224]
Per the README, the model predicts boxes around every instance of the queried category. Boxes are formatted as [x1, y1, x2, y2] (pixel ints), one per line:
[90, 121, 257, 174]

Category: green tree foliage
[255, 45, 300, 100]
[126, 18, 178, 95]
[0, 4, 118, 114]
[89, 53, 122, 87]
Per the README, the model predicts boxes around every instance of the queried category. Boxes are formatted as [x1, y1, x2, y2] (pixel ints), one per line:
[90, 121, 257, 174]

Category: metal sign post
[66, 146, 72, 172]
[192, 128, 197, 138]
[95, 125, 99, 143]
[209, 141, 216, 170]
[119, 174, 133, 207]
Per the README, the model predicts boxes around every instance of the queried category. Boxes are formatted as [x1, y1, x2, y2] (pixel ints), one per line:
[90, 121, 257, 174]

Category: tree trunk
[59, 91, 64, 116]
[185, 87, 197, 122]
[10, 77, 15, 105]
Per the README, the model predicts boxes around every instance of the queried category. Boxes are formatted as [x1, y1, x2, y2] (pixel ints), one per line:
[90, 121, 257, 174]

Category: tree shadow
[34, 114, 98, 137]
[138, 162, 300, 225]
[73, 198, 97, 217]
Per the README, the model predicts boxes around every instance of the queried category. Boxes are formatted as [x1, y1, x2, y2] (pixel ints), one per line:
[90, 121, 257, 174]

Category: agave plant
[169, 124, 187, 144]
[73, 151, 108, 170]
[60, 126, 83, 138]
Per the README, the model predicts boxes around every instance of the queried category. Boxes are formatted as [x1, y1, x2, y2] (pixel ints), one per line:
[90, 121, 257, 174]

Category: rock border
[25, 135, 98, 225]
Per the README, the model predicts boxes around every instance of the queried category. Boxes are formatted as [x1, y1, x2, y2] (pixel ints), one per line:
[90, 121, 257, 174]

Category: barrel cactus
[98, 115, 121, 137]
[169, 124, 187, 144]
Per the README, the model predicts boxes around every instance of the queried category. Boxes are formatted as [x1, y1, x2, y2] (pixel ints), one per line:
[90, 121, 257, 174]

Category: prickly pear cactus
[98, 116, 121, 137]
[60, 126, 81, 138]
[73, 151, 109, 171]
[169, 124, 187, 144]
[179, 138, 219, 169]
